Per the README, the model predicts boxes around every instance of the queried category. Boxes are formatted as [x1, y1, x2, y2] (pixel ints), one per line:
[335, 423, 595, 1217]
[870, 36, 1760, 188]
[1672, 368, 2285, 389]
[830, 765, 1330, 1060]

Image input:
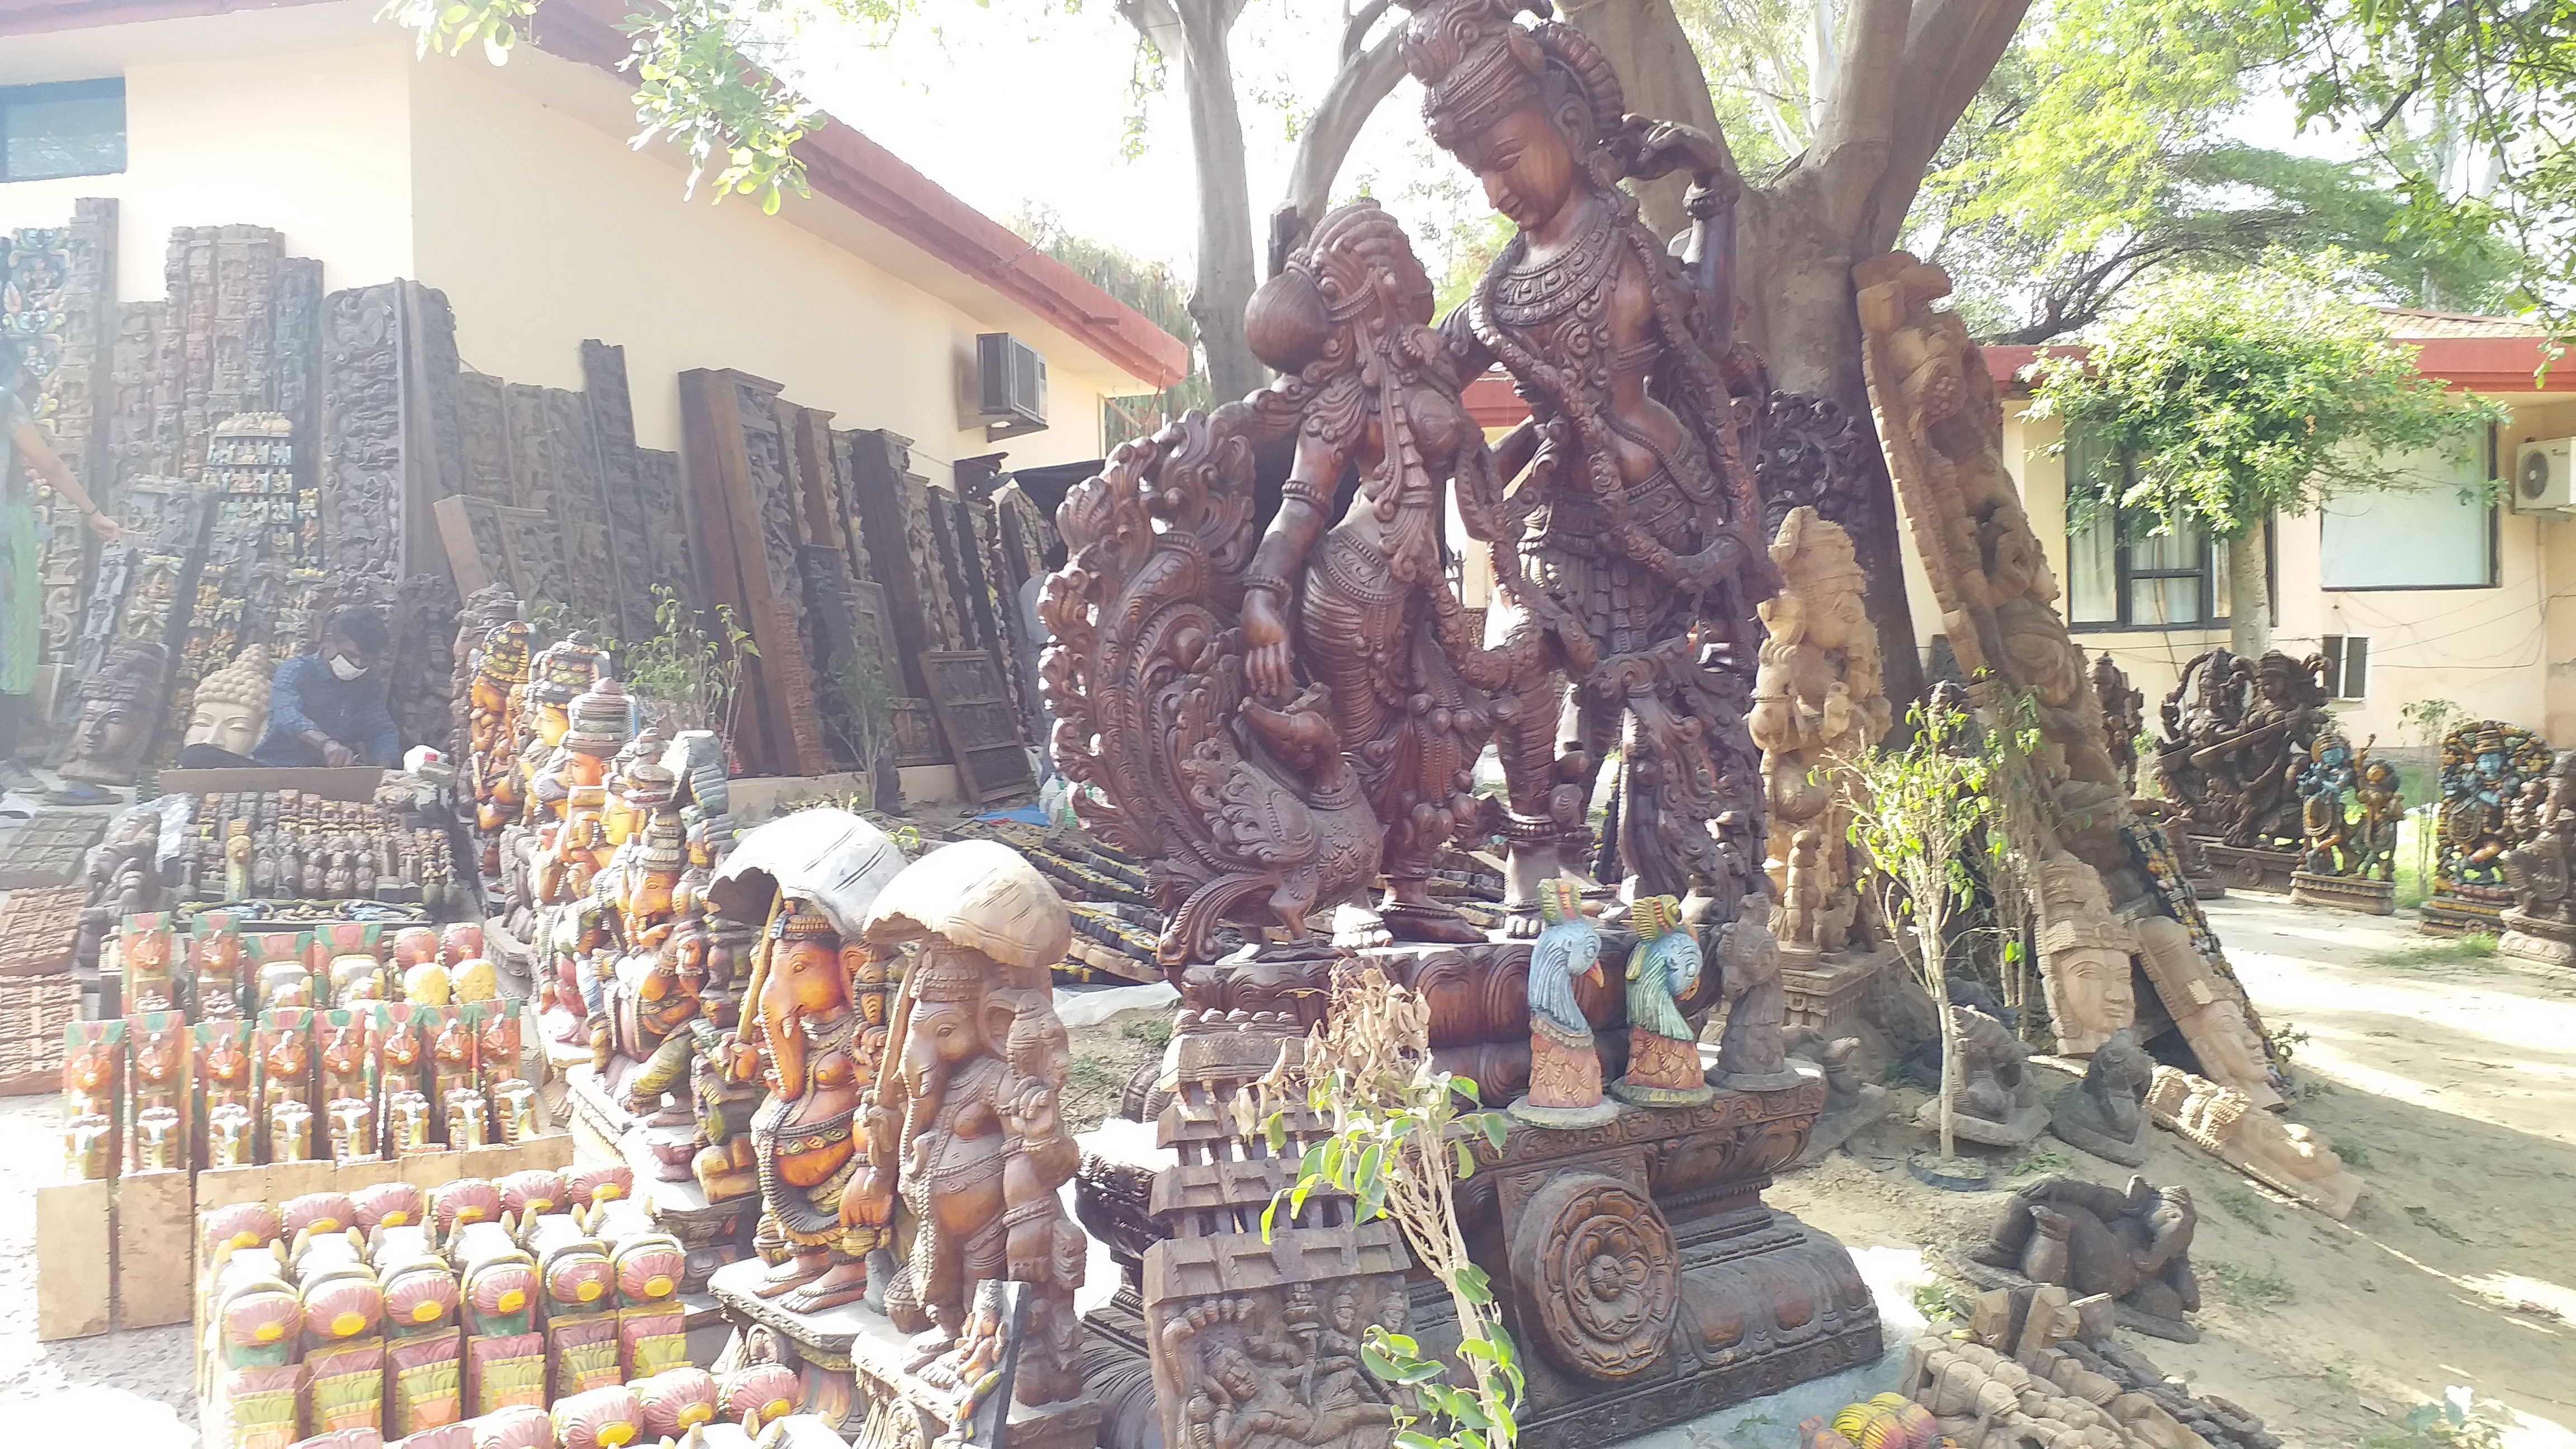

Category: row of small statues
[63, 989, 538, 1179]
[101, 913, 496, 1022]
[186, 785, 462, 912]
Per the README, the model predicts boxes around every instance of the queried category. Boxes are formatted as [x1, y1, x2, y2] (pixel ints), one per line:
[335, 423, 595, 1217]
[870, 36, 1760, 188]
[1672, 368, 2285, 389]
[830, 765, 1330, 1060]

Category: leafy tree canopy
[2028, 251, 2506, 542]
[2274, 0, 2576, 325]
[1010, 206, 1212, 444]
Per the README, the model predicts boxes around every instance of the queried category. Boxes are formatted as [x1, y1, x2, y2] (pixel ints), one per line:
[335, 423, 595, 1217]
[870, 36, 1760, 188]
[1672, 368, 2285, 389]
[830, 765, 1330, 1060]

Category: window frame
[2316, 425, 2501, 593]
[0, 77, 129, 184]
[2066, 506, 2229, 633]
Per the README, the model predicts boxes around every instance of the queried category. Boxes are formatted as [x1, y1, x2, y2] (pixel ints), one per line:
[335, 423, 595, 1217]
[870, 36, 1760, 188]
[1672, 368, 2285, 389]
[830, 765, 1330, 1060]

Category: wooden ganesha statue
[858, 840, 1086, 1409]
[731, 895, 883, 1315]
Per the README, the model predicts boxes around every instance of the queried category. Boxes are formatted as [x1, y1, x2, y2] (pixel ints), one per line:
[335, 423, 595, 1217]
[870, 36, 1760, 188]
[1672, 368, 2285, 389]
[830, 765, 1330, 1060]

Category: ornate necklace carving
[1489, 200, 1618, 330]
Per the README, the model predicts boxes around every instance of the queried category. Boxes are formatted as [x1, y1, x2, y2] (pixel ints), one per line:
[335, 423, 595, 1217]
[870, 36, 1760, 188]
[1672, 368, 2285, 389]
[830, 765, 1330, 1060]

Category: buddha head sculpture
[186, 644, 274, 757]
[61, 639, 173, 785]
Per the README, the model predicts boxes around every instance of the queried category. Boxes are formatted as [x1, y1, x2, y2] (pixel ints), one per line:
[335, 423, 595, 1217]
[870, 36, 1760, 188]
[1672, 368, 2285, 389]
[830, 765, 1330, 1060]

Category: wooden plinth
[2289, 871, 2395, 916]
[2421, 889, 2509, 936]
[2196, 840, 2298, 894]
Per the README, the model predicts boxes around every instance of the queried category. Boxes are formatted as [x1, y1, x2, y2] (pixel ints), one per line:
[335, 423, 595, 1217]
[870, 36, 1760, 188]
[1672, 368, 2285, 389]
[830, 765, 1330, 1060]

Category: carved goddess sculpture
[1402, 0, 1776, 922]
[1239, 200, 1504, 945]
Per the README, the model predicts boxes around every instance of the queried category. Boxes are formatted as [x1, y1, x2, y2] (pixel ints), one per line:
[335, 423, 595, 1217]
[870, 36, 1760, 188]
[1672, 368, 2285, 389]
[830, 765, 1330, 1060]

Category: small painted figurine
[1610, 894, 1712, 1106]
[1510, 878, 1614, 1126]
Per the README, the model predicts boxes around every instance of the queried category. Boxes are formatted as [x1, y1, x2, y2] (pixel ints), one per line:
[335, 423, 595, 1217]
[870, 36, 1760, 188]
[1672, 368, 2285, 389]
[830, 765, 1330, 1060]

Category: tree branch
[1277, 17, 1411, 271]
[1854, 0, 2028, 255]
[1807, 0, 1911, 231]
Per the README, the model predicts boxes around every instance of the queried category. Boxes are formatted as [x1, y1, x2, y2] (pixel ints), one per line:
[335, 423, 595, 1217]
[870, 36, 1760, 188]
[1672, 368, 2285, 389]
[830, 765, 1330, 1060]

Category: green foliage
[2404, 1204, 2469, 1242]
[1119, 1013, 1173, 1048]
[2206, 1258, 2291, 1309]
[2331, 1136, 2375, 1169]
[1011, 207, 1209, 447]
[2009, 1147, 2074, 1178]
[2211, 1184, 2275, 1234]
[2030, 253, 2507, 543]
[2275, 0, 2576, 333]
[1844, 698, 1996, 1157]
[380, 0, 899, 212]
[1253, 969, 1523, 1449]
[2369, 932, 2497, 967]
[620, 585, 757, 736]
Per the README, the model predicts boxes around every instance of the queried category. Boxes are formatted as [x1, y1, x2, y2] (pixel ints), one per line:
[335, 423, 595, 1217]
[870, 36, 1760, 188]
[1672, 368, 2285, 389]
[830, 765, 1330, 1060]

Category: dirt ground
[0, 895, 2568, 1447]
[1775, 891, 2576, 1449]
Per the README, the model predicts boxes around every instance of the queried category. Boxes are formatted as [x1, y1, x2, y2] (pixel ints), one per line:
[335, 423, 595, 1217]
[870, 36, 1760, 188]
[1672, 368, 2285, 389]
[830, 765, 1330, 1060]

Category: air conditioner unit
[2511, 437, 2575, 513]
[975, 333, 1048, 441]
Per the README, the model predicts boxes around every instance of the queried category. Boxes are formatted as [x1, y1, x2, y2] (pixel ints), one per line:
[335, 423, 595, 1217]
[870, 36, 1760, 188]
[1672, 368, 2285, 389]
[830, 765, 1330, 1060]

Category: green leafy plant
[1119, 1014, 1173, 1049]
[618, 584, 756, 737]
[2010, 1148, 2075, 1178]
[1253, 968, 1523, 1449]
[2331, 1137, 2374, 1170]
[2029, 254, 2506, 655]
[1845, 698, 1997, 1160]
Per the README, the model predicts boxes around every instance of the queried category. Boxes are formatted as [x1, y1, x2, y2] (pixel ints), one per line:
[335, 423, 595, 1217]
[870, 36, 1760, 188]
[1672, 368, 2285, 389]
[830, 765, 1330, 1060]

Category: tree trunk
[1170, 3, 1263, 401]
[1277, 3, 1409, 269]
[2227, 525, 2271, 658]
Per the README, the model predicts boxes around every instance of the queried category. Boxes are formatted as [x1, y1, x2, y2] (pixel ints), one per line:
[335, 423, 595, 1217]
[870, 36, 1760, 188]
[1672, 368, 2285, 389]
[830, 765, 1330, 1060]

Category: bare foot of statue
[754, 1249, 830, 1298]
[1501, 842, 1566, 939]
[782, 1258, 869, 1314]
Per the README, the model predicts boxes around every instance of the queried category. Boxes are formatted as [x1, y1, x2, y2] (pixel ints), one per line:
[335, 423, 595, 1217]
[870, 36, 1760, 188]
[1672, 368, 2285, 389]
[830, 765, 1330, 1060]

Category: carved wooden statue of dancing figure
[1240, 200, 1504, 945]
[1400, 0, 1777, 930]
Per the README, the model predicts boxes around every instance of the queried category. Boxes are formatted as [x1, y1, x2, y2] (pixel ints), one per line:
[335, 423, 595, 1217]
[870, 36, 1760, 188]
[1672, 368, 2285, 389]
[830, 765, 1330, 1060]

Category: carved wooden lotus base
[2419, 888, 2510, 936]
[708, 1258, 1103, 1449]
[2497, 908, 2576, 969]
[2289, 871, 2394, 916]
[1779, 943, 1896, 1039]
[2195, 841, 2298, 895]
[566, 1068, 755, 1295]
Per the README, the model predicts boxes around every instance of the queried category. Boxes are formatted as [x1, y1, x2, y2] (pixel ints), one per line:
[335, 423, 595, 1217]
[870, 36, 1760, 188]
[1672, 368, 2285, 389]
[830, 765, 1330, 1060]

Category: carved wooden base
[1510, 1095, 1627, 1129]
[2289, 872, 2394, 916]
[2194, 840, 2298, 895]
[1779, 944, 1895, 1039]
[709, 1258, 1103, 1449]
[2497, 909, 2576, 969]
[566, 1068, 756, 1294]
[2421, 888, 2509, 937]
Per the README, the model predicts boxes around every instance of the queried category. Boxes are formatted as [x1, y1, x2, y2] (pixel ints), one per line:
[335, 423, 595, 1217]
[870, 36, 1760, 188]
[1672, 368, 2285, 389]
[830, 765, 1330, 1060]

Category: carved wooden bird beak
[1584, 961, 1605, 987]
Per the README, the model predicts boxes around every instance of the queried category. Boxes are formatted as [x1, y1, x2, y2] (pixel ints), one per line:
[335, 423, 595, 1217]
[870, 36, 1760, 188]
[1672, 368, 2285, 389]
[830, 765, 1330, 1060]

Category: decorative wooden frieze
[845, 428, 943, 699]
[454, 370, 514, 505]
[319, 282, 406, 581]
[580, 340, 657, 640]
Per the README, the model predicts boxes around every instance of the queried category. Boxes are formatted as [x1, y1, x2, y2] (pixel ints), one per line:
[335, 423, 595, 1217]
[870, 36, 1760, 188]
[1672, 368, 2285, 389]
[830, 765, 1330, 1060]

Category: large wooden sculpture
[1749, 505, 1895, 1033]
[2148, 648, 2336, 892]
[2288, 727, 2398, 915]
[1857, 254, 2277, 1075]
[2497, 747, 2576, 965]
[1050, 7, 1877, 1445]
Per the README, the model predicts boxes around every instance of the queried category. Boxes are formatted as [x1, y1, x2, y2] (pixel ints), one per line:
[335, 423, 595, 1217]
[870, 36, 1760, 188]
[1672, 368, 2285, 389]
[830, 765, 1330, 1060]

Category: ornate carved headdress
[770, 897, 839, 945]
[1400, 0, 1625, 153]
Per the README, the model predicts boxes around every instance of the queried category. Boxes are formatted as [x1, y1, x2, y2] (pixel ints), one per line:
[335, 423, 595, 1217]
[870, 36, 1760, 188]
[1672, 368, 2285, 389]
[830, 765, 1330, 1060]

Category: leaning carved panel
[319, 282, 406, 583]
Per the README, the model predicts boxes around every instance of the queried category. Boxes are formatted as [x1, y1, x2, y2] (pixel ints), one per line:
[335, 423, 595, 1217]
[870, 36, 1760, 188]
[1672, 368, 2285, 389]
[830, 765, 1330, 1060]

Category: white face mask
[328, 652, 368, 682]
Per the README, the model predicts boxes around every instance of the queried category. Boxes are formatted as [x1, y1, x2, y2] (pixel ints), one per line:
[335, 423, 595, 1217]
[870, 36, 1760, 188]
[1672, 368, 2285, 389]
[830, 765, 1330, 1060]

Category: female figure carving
[1239, 201, 1503, 944]
[1403, 0, 1775, 922]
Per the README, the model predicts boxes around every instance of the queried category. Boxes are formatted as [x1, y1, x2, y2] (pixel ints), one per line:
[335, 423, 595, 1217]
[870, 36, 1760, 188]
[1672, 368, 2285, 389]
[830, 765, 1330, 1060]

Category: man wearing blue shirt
[245, 607, 402, 768]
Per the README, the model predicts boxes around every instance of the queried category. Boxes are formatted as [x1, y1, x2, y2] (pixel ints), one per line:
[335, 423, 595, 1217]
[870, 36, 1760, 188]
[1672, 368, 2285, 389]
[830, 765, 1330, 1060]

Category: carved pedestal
[1778, 945, 1894, 1038]
[2421, 886, 2511, 937]
[2497, 909, 2576, 969]
[2288, 872, 2394, 916]
[563, 1067, 755, 1298]
[1076, 1067, 1877, 1449]
[708, 1259, 1104, 1449]
[2195, 841, 2297, 896]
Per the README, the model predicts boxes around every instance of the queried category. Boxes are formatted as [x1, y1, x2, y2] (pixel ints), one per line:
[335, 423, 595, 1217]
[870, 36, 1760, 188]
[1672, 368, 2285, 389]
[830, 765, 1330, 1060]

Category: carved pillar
[581, 339, 661, 640]
[846, 429, 941, 699]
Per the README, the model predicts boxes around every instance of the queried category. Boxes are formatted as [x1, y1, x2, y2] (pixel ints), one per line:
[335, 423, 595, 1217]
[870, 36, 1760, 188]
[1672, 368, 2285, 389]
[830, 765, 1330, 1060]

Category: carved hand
[1242, 589, 1295, 700]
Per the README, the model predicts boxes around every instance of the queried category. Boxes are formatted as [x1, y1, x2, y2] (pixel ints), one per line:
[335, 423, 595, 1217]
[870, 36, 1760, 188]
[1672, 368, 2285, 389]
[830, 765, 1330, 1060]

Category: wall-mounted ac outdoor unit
[2511, 436, 2575, 513]
[976, 333, 1049, 441]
